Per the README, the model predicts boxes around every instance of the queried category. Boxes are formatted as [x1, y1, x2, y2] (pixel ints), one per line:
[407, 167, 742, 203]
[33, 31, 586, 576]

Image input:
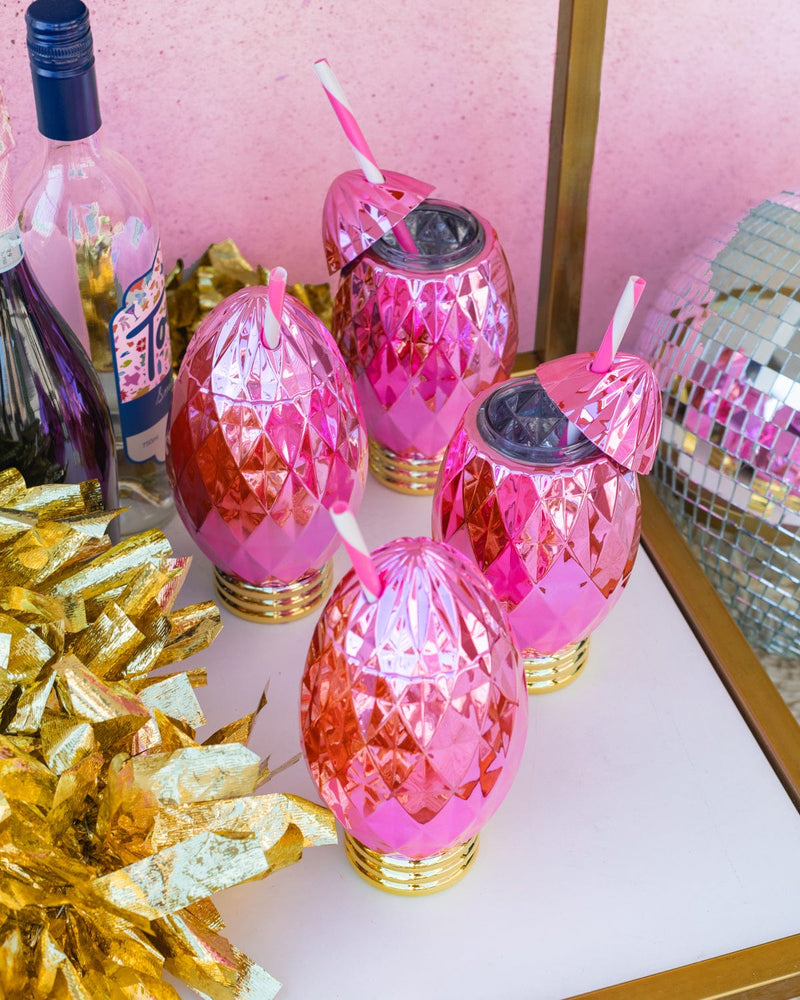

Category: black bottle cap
[26, 0, 102, 141]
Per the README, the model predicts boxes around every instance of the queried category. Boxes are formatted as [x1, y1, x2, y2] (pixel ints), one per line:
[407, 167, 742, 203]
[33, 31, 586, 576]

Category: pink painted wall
[584, 0, 800, 350]
[0, 0, 554, 354]
[2, 1, 799, 354]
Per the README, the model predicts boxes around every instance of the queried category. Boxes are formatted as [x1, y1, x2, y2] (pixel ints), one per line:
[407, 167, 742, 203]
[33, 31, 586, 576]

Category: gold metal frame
[563, 481, 800, 1000]
[534, 0, 608, 363]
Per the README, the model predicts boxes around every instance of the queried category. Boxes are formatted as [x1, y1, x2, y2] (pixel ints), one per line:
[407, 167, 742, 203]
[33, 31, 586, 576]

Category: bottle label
[109, 243, 173, 464]
[0, 222, 24, 273]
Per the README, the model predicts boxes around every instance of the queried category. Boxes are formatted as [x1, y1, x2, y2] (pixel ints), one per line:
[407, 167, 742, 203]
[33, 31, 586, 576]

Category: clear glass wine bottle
[0, 86, 118, 527]
[20, 0, 174, 534]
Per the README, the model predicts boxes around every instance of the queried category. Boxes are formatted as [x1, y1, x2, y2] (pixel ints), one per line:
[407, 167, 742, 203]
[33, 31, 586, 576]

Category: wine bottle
[0, 87, 118, 523]
[20, 0, 174, 534]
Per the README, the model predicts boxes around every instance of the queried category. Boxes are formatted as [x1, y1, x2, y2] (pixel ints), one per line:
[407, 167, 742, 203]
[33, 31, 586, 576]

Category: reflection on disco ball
[636, 192, 800, 657]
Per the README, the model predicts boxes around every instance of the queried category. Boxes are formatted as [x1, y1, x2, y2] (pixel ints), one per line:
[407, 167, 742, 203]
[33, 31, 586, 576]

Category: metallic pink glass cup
[324, 170, 519, 495]
[166, 285, 368, 622]
[300, 535, 528, 895]
[433, 357, 661, 694]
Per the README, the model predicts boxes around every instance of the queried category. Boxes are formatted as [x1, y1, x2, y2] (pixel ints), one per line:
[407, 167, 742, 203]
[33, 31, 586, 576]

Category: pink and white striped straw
[330, 501, 384, 602]
[591, 275, 646, 374]
[314, 57, 417, 255]
[261, 266, 287, 349]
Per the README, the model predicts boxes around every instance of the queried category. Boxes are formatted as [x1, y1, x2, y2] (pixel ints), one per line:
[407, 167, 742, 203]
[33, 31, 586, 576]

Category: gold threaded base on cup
[213, 562, 333, 623]
[523, 637, 590, 694]
[368, 440, 443, 495]
[343, 832, 480, 895]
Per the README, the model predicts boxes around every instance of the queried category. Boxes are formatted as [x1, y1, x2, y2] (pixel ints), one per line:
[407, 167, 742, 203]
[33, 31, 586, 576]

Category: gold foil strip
[0, 611, 53, 681]
[0, 584, 52, 617]
[33, 928, 65, 998]
[11, 479, 103, 521]
[0, 467, 26, 504]
[151, 792, 337, 853]
[0, 507, 35, 527]
[226, 944, 283, 1000]
[144, 666, 207, 692]
[104, 967, 182, 1000]
[82, 586, 125, 622]
[4, 522, 102, 589]
[0, 509, 38, 546]
[40, 718, 96, 776]
[157, 908, 242, 998]
[116, 617, 173, 682]
[184, 897, 225, 933]
[48, 750, 103, 841]
[129, 708, 199, 757]
[129, 717, 163, 755]
[69, 603, 145, 680]
[117, 562, 178, 621]
[57, 509, 121, 539]
[0, 924, 28, 997]
[54, 656, 149, 727]
[95, 754, 159, 865]
[48, 530, 173, 603]
[203, 713, 256, 748]
[0, 675, 16, 718]
[7, 669, 55, 733]
[155, 601, 223, 668]
[0, 733, 56, 811]
[67, 914, 167, 987]
[0, 585, 73, 626]
[92, 830, 273, 920]
[158, 907, 282, 1000]
[52, 951, 92, 999]
[156, 557, 192, 614]
[139, 673, 206, 731]
[129, 744, 261, 806]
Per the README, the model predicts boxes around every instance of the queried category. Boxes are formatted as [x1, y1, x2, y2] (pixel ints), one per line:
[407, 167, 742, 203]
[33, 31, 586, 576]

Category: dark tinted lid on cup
[477, 375, 599, 466]
[26, 0, 102, 141]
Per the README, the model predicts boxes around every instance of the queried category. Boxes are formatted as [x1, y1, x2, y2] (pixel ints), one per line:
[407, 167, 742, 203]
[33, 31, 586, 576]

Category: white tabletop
[168, 477, 800, 1000]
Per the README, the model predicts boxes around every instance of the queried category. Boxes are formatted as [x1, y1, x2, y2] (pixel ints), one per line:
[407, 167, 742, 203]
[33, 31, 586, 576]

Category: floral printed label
[110, 243, 173, 463]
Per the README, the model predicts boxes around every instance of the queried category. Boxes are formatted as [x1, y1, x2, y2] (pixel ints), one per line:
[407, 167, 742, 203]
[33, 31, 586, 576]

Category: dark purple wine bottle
[0, 87, 118, 518]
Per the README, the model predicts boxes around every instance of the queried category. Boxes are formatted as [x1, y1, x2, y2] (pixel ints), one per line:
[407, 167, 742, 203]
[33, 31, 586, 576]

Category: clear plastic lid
[372, 200, 485, 271]
[477, 374, 599, 466]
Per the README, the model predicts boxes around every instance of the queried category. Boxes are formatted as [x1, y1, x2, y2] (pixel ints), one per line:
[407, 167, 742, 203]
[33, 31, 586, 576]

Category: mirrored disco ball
[636, 192, 800, 656]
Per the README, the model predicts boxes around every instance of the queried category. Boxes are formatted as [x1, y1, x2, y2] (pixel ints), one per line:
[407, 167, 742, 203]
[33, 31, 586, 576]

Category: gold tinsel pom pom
[0, 469, 336, 999]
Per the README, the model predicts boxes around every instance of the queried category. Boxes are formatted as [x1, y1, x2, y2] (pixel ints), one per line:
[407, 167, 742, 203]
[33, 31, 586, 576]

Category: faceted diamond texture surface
[333, 214, 518, 461]
[167, 287, 368, 585]
[636, 192, 800, 656]
[322, 168, 434, 275]
[536, 352, 663, 475]
[301, 537, 528, 859]
[433, 389, 642, 656]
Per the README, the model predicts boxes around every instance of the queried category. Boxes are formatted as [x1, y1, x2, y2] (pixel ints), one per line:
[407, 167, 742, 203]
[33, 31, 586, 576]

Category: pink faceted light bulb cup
[433, 277, 662, 693]
[316, 59, 519, 495]
[166, 270, 368, 622]
[300, 513, 528, 895]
